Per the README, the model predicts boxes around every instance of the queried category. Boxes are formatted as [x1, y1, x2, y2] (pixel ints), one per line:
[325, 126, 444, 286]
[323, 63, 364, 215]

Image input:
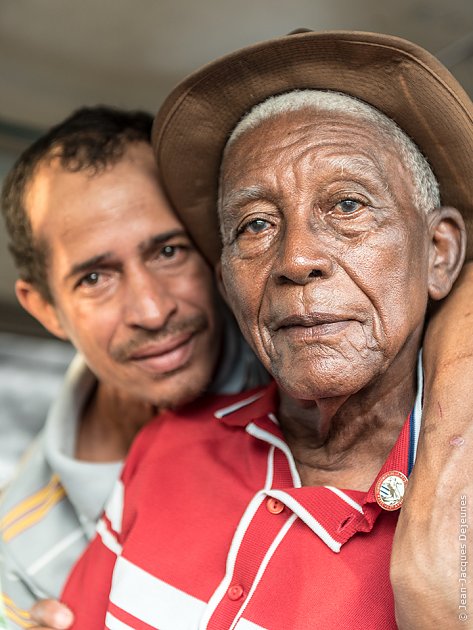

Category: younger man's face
[21, 142, 221, 408]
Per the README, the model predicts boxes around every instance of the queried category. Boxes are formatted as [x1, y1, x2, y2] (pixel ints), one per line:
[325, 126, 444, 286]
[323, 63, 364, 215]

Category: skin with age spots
[218, 108, 464, 489]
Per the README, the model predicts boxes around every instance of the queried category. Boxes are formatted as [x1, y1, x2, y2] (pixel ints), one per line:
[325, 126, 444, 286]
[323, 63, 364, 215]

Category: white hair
[222, 90, 440, 214]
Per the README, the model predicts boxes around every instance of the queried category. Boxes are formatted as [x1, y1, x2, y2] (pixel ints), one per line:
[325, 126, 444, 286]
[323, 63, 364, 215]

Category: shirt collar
[214, 380, 279, 427]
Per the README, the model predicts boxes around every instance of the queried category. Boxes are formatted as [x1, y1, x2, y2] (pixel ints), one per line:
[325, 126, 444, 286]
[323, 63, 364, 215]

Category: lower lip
[278, 321, 353, 342]
[130, 335, 197, 376]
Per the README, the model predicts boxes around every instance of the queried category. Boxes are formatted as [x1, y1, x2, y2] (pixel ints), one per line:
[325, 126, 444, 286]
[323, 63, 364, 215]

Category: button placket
[206, 493, 293, 629]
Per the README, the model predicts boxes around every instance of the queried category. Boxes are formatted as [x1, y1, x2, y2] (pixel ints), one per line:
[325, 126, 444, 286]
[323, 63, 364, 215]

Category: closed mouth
[272, 312, 349, 331]
[128, 331, 195, 361]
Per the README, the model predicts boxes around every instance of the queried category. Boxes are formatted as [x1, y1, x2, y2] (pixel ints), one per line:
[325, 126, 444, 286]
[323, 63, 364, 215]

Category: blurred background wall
[0, 0, 472, 484]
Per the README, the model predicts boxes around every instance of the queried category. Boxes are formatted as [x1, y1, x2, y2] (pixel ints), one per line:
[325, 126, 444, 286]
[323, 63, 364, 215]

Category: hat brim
[152, 30, 473, 264]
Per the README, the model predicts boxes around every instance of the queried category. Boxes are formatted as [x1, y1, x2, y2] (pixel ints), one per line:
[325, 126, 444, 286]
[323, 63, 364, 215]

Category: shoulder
[135, 386, 271, 442]
[122, 385, 274, 481]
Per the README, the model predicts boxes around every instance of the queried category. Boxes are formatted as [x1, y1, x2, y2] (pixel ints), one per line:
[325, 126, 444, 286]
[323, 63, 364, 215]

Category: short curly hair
[1, 105, 153, 302]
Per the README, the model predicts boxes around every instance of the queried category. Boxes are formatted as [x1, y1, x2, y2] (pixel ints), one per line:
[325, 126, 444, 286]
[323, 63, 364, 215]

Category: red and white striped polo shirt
[62, 379, 421, 630]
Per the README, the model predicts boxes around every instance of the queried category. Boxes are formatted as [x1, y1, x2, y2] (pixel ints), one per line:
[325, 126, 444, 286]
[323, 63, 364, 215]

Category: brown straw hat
[152, 29, 473, 264]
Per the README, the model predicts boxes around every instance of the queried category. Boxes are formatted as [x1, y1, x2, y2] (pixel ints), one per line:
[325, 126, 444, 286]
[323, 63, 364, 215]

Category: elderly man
[0, 106, 266, 628]
[54, 31, 472, 629]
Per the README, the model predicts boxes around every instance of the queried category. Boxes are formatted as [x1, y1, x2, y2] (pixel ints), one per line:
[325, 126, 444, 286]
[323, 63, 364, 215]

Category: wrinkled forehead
[223, 106, 381, 157]
[219, 106, 398, 198]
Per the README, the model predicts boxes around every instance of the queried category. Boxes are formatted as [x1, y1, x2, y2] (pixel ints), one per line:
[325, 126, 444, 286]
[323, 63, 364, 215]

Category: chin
[145, 369, 213, 410]
[272, 359, 375, 402]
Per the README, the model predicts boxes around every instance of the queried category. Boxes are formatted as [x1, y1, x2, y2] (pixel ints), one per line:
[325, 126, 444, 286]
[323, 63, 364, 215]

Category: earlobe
[15, 279, 68, 340]
[427, 206, 466, 301]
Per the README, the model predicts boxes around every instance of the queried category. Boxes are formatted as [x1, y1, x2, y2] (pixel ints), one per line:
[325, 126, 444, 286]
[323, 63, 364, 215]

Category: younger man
[0, 106, 265, 627]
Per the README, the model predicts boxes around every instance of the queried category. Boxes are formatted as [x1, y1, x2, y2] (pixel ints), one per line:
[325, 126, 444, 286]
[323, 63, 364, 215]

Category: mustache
[110, 313, 209, 363]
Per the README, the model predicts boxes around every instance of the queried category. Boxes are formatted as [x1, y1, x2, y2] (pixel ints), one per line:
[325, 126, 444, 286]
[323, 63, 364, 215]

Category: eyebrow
[66, 253, 114, 281]
[220, 185, 267, 217]
[138, 229, 189, 257]
[66, 229, 189, 280]
[218, 185, 266, 227]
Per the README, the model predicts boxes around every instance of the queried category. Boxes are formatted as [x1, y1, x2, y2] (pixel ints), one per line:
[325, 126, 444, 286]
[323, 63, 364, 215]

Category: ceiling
[1, 0, 472, 129]
[0, 0, 472, 326]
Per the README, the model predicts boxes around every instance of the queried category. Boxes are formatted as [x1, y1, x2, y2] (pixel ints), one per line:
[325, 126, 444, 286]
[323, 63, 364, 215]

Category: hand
[29, 599, 74, 630]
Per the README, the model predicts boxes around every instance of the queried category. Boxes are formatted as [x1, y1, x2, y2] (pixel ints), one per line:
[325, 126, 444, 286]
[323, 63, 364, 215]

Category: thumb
[29, 599, 74, 629]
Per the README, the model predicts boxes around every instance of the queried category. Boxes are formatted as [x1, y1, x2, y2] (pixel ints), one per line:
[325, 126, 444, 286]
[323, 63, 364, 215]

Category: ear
[427, 206, 466, 301]
[214, 260, 230, 305]
[15, 279, 69, 340]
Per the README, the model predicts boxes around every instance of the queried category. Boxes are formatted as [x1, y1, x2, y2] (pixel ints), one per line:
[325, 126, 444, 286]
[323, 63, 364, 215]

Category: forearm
[392, 262, 473, 628]
[393, 399, 472, 628]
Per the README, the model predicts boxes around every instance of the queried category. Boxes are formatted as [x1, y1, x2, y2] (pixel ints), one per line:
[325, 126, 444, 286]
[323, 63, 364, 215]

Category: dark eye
[336, 199, 362, 214]
[161, 245, 178, 258]
[156, 243, 190, 265]
[78, 272, 100, 286]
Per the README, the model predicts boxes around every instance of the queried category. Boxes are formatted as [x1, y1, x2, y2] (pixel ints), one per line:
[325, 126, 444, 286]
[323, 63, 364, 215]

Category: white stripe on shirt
[110, 556, 206, 629]
[265, 489, 342, 553]
[214, 393, 265, 419]
[27, 528, 84, 576]
[199, 492, 267, 628]
[324, 486, 364, 513]
[105, 611, 135, 630]
[97, 519, 122, 556]
[245, 424, 302, 488]
[105, 480, 124, 535]
[229, 514, 297, 630]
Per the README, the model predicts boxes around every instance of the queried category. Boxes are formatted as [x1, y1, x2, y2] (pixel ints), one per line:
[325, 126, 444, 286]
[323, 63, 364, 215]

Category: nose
[271, 219, 334, 285]
[123, 269, 177, 330]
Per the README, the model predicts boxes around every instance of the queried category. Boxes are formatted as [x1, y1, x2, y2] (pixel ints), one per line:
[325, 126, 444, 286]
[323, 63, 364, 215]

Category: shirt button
[227, 584, 244, 600]
[266, 497, 285, 514]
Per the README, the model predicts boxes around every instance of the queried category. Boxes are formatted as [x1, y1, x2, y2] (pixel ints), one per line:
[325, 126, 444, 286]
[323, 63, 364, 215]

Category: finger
[29, 599, 74, 629]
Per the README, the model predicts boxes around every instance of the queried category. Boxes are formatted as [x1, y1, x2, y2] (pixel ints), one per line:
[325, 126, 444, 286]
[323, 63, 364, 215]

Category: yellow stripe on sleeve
[2, 485, 66, 542]
[0, 474, 62, 530]
[2, 594, 34, 628]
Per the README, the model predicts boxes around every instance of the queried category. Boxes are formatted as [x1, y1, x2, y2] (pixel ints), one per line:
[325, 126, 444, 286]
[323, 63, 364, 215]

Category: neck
[278, 355, 419, 490]
[75, 382, 157, 462]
